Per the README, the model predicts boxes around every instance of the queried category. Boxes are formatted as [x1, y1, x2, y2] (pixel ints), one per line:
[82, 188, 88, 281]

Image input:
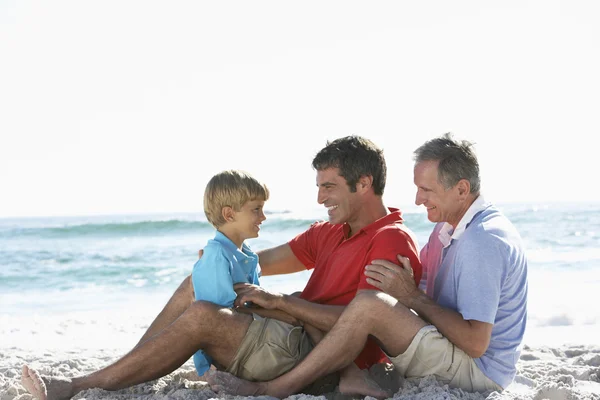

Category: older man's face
[414, 160, 463, 228]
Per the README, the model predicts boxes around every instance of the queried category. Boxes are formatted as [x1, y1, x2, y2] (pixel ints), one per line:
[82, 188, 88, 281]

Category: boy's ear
[222, 206, 235, 223]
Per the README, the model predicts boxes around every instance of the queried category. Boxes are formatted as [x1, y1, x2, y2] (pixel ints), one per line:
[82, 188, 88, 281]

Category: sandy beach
[1, 311, 599, 400]
[2, 344, 599, 400]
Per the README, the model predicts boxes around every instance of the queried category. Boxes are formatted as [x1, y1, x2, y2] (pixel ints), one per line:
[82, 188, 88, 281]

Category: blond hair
[204, 170, 270, 228]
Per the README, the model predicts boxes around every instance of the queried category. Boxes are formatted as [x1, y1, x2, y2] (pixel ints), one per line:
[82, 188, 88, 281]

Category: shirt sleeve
[191, 248, 237, 375]
[357, 227, 423, 291]
[192, 250, 237, 306]
[288, 221, 326, 270]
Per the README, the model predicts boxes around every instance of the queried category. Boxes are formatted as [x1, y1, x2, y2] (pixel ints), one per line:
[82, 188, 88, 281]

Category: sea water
[1, 202, 599, 349]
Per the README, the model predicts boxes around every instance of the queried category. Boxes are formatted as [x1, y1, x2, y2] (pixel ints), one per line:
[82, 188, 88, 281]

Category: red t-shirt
[288, 208, 422, 369]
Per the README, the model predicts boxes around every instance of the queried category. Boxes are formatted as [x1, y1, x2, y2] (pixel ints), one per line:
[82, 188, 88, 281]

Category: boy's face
[231, 199, 267, 240]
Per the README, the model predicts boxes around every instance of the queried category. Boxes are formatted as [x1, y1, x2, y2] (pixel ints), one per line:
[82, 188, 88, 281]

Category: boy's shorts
[226, 315, 314, 382]
[387, 325, 503, 392]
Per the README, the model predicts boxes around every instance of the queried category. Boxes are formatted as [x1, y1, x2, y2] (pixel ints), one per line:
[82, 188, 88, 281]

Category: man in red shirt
[22, 136, 421, 400]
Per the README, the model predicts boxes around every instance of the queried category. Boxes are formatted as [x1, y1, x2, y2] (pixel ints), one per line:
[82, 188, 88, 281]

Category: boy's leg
[136, 275, 195, 346]
[22, 301, 252, 400]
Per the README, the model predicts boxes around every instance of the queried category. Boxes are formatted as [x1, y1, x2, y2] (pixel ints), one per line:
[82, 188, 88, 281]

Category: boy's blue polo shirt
[191, 230, 261, 375]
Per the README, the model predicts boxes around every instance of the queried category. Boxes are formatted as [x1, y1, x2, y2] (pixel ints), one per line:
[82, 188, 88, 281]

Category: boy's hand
[233, 283, 283, 310]
[198, 249, 204, 259]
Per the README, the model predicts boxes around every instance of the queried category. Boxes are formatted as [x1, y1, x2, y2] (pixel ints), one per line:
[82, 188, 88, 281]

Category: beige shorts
[388, 325, 503, 392]
[226, 315, 314, 382]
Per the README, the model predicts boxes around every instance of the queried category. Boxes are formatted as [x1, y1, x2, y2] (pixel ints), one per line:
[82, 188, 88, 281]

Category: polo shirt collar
[214, 230, 255, 259]
[438, 195, 491, 248]
[343, 207, 403, 237]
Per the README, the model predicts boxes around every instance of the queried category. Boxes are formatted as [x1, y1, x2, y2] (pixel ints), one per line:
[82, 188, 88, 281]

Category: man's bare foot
[21, 365, 76, 400]
[205, 370, 267, 396]
[338, 366, 391, 399]
[22, 366, 47, 400]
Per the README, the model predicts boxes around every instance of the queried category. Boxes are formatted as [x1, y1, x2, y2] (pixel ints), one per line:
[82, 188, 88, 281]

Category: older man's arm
[406, 292, 492, 358]
[365, 255, 492, 358]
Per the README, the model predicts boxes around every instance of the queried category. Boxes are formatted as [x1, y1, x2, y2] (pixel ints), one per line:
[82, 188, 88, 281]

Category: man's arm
[365, 256, 492, 358]
[199, 243, 305, 277]
[234, 283, 352, 331]
[405, 290, 492, 358]
[235, 306, 302, 326]
[257, 243, 306, 276]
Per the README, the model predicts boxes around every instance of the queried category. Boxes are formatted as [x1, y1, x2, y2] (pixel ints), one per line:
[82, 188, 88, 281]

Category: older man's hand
[365, 255, 420, 305]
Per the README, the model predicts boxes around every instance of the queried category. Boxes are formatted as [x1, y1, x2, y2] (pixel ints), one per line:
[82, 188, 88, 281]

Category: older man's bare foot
[21, 365, 76, 400]
[205, 370, 267, 396]
[338, 366, 391, 399]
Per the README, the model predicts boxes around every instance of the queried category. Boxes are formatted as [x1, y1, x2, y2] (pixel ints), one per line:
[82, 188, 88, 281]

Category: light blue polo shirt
[191, 230, 261, 375]
[419, 196, 528, 389]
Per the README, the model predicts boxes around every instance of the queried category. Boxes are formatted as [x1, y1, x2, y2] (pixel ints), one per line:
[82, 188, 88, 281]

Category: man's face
[414, 160, 463, 227]
[316, 167, 360, 225]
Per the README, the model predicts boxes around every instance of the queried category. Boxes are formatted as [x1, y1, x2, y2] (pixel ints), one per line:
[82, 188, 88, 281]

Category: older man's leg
[137, 275, 195, 346]
[23, 301, 252, 400]
[208, 291, 427, 399]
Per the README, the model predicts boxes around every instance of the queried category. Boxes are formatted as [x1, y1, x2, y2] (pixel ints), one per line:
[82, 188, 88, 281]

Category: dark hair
[312, 135, 386, 195]
[413, 132, 480, 194]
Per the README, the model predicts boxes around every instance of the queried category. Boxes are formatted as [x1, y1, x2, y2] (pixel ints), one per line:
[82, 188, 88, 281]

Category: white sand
[2, 316, 600, 400]
[2, 343, 600, 400]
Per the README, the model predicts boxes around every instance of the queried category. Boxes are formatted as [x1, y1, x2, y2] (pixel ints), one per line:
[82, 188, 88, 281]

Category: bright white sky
[1, 1, 598, 218]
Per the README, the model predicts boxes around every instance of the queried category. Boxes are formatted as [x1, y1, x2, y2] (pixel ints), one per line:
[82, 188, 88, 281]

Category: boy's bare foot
[338, 366, 391, 399]
[205, 370, 267, 396]
[21, 365, 75, 400]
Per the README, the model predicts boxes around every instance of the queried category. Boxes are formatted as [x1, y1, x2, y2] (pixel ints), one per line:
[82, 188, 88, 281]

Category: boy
[191, 169, 269, 376]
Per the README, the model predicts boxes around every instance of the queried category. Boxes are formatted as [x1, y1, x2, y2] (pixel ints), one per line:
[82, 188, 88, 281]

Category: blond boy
[191, 169, 269, 375]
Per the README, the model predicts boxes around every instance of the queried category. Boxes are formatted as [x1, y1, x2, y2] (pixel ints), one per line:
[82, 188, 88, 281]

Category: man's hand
[234, 283, 284, 310]
[365, 255, 420, 305]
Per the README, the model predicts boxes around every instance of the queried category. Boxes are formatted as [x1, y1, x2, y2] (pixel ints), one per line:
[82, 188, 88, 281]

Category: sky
[1, 1, 599, 218]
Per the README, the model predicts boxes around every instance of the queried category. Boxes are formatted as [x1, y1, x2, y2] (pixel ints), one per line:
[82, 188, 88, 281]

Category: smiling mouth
[326, 205, 338, 211]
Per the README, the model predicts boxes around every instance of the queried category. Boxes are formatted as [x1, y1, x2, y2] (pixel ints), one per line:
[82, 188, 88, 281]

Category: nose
[317, 187, 326, 205]
[259, 209, 267, 222]
[415, 189, 425, 206]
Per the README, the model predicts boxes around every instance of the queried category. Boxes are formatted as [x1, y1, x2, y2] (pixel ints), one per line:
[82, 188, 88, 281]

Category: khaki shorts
[226, 315, 314, 382]
[388, 325, 503, 392]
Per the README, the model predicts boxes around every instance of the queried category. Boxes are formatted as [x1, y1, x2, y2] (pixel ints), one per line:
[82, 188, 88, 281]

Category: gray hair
[413, 132, 480, 194]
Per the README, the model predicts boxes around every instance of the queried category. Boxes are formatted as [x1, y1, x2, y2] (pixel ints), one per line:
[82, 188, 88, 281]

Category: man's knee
[176, 274, 194, 299]
[351, 290, 407, 318]
[353, 290, 395, 307]
[186, 300, 224, 322]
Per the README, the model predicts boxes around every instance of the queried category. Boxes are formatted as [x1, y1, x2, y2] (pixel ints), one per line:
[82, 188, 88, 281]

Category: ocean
[1, 202, 599, 350]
